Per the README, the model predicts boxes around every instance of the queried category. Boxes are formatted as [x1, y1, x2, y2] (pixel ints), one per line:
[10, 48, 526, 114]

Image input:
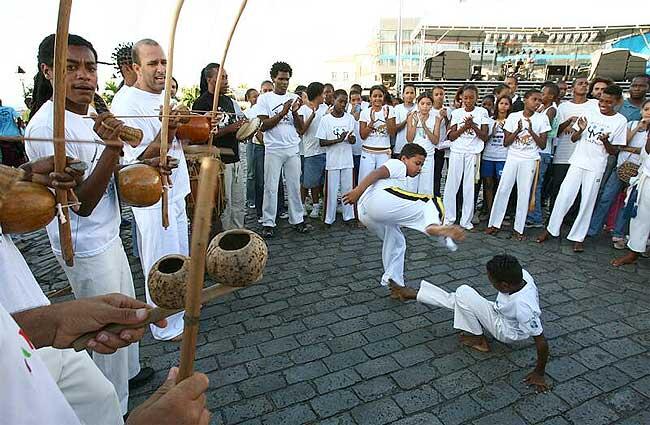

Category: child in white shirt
[317, 90, 357, 225]
[342, 144, 465, 293]
[392, 254, 551, 392]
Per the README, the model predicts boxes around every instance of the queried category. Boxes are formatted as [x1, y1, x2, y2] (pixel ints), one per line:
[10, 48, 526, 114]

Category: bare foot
[388, 279, 417, 301]
[612, 251, 639, 267]
[459, 333, 491, 352]
[513, 232, 526, 241]
[573, 242, 584, 253]
[484, 226, 499, 235]
[536, 229, 551, 244]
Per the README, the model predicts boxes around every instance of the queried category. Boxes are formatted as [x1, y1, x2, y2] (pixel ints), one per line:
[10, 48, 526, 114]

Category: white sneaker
[302, 204, 309, 217]
[309, 204, 321, 219]
[279, 212, 289, 219]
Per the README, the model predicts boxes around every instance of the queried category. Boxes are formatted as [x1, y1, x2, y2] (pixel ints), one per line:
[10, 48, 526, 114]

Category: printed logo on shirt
[271, 103, 294, 125]
[586, 123, 607, 145]
[332, 126, 349, 138]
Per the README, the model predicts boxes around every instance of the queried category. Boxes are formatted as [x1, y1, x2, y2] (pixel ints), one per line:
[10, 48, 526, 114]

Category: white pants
[222, 161, 246, 230]
[409, 155, 434, 196]
[262, 146, 303, 227]
[628, 176, 650, 253]
[55, 238, 140, 414]
[133, 199, 188, 340]
[443, 151, 478, 229]
[325, 168, 354, 224]
[488, 158, 537, 234]
[358, 150, 390, 184]
[417, 281, 513, 343]
[359, 187, 442, 286]
[39, 347, 123, 424]
[547, 165, 602, 242]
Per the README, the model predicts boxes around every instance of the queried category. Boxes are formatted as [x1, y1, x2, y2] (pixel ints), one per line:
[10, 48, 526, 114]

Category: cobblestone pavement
[14, 208, 650, 425]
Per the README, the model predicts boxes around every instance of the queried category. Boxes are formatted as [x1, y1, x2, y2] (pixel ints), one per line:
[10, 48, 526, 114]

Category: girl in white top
[358, 85, 396, 183]
[444, 85, 490, 230]
[486, 90, 551, 239]
[430, 86, 452, 198]
[317, 90, 357, 225]
[612, 117, 650, 266]
[405, 91, 446, 196]
[481, 95, 512, 216]
[393, 84, 417, 155]
[539, 85, 627, 252]
[342, 143, 465, 290]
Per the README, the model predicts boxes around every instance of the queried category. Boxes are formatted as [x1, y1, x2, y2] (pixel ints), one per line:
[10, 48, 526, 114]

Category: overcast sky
[1, 0, 646, 108]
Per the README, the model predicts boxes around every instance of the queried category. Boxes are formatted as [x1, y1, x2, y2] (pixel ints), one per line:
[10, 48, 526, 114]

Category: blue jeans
[526, 153, 552, 224]
[246, 143, 256, 206]
[587, 171, 626, 237]
[253, 143, 284, 219]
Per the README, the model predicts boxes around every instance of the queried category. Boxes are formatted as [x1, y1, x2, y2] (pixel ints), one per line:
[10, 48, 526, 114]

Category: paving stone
[593, 321, 638, 338]
[284, 361, 329, 384]
[471, 381, 521, 411]
[206, 384, 242, 409]
[583, 365, 632, 392]
[571, 346, 618, 370]
[433, 370, 482, 400]
[355, 355, 401, 379]
[295, 327, 335, 346]
[513, 392, 569, 423]
[564, 399, 619, 425]
[599, 337, 646, 359]
[392, 385, 442, 414]
[310, 389, 360, 418]
[616, 411, 650, 425]
[352, 375, 399, 402]
[471, 357, 520, 382]
[269, 382, 317, 409]
[350, 397, 404, 424]
[326, 332, 368, 353]
[361, 323, 401, 342]
[614, 354, 650, 379]
[238, 373, 287, 398]
[246, 354, 294, 377]
[289, 343, 332, 364]
[392, 344, 436, 368]
[313, 369, 362, 394]
[218, 347, 262, 369]
[392, 412, 443, 425]
[323, 348, 369, 372]
[260, 403, 316, 425]
[363, 338, 404, 358]
[544, 356, 589, 382]
[630, 375, 650, 398]
[433, 394, 486, 425]
[471, 408, 527, 425]
[553, 377, 602, 407]
[600, 386, 649, 415]
[209, 364, 250, 388]
[221, 396, 274, 424]
[391, 363, 439, 390]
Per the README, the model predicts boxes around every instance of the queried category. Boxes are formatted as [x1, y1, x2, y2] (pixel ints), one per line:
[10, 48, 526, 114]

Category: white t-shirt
[0, 232, 50, 313]
[431, 107, 452, 150]
[503, 111, 552, 161]
[494, 269, 544, 342]
[553, 99, 599, 164]
[569, 110, 627, 173]
[394, 103, 416, 154]
[449, 106, 489, 154]
[0, 303, 81, 425]
[359, 107, 396, 149]
[298, 103, 328, 158]
[110, 84, 130, 107]
[255, 91, 300, 151]
[482, 118, 508, 161]
[111, 86, 191, 207]
[411, 113, 439, 156]
[25, 101, 121, 257]
[316, 113, 356, 170]
[618, 121, 648, 167]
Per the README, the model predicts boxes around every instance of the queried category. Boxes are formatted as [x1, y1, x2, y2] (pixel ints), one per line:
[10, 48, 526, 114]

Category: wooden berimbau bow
[53, 0, 75, 266]
[207, 0, 248, 149]
[159, 0, 185, 228]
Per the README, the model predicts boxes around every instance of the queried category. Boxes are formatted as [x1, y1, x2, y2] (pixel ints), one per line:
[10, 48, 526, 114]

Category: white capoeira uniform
[24, 101, 139, 416]
[0, 232, 123, 424]
[393, 102, 416, 155]
[408, 109, 451, 196]
[316, 112, 357, 224]
[488, 111, 551, 234]
[627, 147, 650, 253]
[417, 270, 543, 343]
[546, 109, 627, 242]
[358, 159, 443, 287]
[358, 106, 395, 183]
[443, 106, 489, 229]
[256, 91, 304, 227]
[112, 86, 190, 340]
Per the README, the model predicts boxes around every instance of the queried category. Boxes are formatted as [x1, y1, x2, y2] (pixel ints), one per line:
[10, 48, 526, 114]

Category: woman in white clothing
[358, 85, 396, 183]
[405, 91, 445, 196]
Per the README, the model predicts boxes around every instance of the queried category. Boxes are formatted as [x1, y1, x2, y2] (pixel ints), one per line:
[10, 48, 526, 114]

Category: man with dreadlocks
[111, 38, 190, 342]
[111, 42, 137, 106]
[24, 33, 161, 419]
